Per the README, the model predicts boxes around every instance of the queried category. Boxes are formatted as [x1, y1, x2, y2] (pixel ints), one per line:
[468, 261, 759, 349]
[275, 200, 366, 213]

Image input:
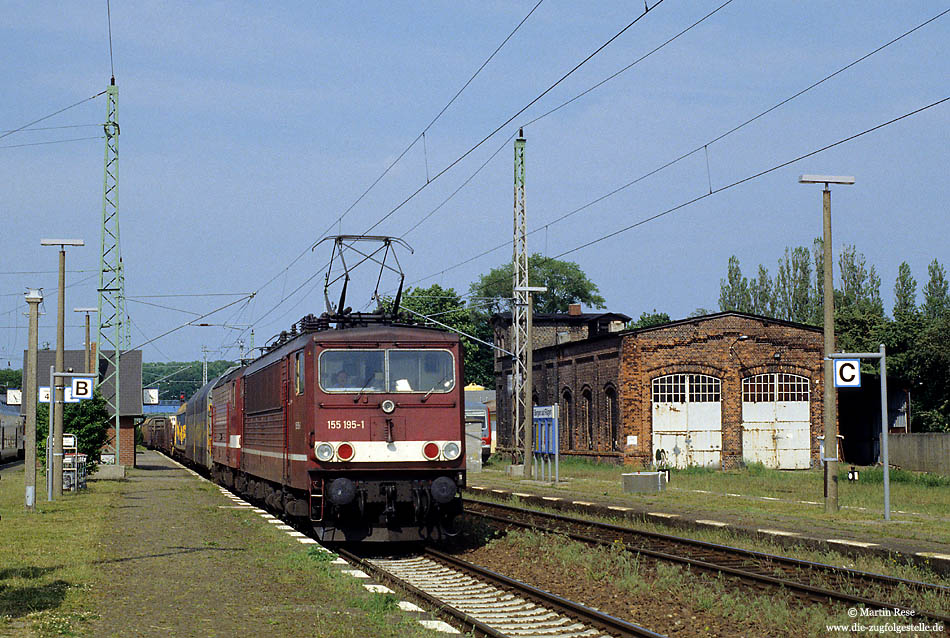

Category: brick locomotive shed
[494, 310, 824, 469]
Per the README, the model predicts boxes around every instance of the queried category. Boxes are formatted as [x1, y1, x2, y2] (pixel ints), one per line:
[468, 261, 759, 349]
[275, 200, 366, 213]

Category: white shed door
[741, 373, 810, 469]
[651, 374, 722, 469]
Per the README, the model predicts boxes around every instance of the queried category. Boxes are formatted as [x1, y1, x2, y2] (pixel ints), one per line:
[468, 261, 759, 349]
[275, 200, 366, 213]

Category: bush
[35, 390, 110, 471]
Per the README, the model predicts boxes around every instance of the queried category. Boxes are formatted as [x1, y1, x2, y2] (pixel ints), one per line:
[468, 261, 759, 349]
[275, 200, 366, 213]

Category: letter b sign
[72, 377, 94, 400]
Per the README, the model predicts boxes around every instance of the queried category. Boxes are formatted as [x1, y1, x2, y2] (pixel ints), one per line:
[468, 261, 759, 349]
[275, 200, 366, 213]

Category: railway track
[212, 476, 667, 637]
[464, 497, 950, 626]
[337, 546, 666, 638]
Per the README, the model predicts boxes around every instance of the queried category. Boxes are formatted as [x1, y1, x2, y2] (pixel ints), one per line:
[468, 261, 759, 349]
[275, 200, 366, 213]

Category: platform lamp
[41, 238, 84, 499]
[74, 307, 98, 374]
[798, 175, 854, 514]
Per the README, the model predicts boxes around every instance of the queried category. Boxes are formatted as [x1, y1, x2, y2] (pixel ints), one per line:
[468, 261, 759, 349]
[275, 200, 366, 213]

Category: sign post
[532, 405, 559, 483]
[829, 346, 890, 521]
[42, 370, 96, 501]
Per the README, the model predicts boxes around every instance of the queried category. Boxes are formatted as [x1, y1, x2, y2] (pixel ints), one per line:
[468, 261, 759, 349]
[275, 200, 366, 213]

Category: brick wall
[496, 335, 624, 461]
[103, 415, 137, 467]
[494, 312, 824, 469]
[621, 315, 824, 468]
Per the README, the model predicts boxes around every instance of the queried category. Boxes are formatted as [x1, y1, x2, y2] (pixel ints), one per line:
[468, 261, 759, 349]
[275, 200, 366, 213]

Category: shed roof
[22, 349, 142, 417]
[491, 311, 631, 326]
[622, 311, 823, 336]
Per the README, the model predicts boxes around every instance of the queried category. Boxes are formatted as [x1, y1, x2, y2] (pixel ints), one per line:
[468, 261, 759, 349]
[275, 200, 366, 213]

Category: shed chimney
[568, 304, 581, 316]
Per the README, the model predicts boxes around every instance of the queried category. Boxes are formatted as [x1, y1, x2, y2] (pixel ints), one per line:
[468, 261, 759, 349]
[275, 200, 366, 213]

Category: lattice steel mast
[511, 130, 528, 461]
[97, 77, 128, 465]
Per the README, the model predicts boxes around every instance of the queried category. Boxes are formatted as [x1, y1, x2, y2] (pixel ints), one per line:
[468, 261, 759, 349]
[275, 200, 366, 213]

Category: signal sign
[834, 359, 861, 388]
[39, 384, 91, 403]
[72, 377, 94, 400]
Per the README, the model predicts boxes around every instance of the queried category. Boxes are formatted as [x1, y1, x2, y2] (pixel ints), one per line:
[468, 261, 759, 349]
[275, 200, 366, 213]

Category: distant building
[493, 311, 825, 470]
[491, 304, 631, 354]
[0, 392, 24, 461]
[23, 349, 142, 467]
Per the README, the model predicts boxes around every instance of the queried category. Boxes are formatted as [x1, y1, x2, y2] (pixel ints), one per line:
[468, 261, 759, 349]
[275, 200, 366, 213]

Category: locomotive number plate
[327, 420, 365, 430]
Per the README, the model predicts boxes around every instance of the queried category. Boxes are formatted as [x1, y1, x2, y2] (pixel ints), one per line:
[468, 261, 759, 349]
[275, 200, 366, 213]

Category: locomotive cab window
[294, 351, 305, 395]
[389, 350, 454, 393]
[319, 350, 385, 392]
[318, 349, 455, 394]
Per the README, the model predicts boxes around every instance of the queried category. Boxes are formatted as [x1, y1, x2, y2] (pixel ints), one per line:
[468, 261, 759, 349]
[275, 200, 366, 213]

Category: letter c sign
[834, 359, 861, 388]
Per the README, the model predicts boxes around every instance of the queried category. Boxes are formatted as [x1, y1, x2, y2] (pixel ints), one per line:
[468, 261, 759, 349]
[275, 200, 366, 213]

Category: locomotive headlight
[442, 441, 461, 461]
[315, 442, 334, 462]
[380, 399, 396, 414]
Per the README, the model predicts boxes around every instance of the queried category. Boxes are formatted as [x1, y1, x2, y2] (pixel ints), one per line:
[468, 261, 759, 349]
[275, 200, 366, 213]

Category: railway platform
[2, 450, 452, 638]
[465, 475, 950, 577]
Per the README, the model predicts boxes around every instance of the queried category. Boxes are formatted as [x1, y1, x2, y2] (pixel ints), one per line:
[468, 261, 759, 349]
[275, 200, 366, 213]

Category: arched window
[582, 387, 593, 450]
[561, 389, 573, 450]
[605, 385, 619, 451]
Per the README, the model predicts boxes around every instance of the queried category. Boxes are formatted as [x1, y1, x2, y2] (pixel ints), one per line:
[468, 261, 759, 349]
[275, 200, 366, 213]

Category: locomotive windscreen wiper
[420, 374, 449, 403]
[353, 374, 375, 403]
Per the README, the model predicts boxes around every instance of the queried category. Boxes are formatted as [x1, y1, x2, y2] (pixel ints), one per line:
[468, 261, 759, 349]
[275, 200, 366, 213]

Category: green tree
[833, 245, 885, 354]
[389, 284, 494, 387]
[773, 246, 814, 323]
[907, 312, 950, 432]
[749, 265, 773, 316]
[811, 237, 825, 325]
[718, 247, 948, 431]
[922, 258, 949, 320]
[468, 254, 606, 314]
[0, 368, 22, 390]
[142, 360, 234, 401]
[36, 390, 110, 470]
[837, 245, 883, 316]
[893, 261, 917, 319]
[718, 256, 752, 312]
[629, 310, 671, 330]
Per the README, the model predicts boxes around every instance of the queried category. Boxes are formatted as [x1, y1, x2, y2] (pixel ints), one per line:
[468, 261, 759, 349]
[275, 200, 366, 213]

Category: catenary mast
[512, 130, 528, 462]
[97, 76, 129, 466]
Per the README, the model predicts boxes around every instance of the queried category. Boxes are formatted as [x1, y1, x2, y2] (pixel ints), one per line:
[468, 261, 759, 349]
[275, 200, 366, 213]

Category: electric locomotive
[170, 236, 466, 541]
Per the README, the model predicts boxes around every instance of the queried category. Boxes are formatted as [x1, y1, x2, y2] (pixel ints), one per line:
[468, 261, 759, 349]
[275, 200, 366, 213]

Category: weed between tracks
[472, 527, 931, 637]
[518, 491, 949, 587]
[480, 457, 950, 544]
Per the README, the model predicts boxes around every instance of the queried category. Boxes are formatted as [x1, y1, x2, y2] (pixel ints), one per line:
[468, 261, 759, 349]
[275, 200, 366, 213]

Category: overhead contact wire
[0, 136, 104, 150]
[0, 91, 107, 141]
[553, 96, 950, 259]
[406, 8, 948, 284]
[316, 0, 546, 242]
[401, 0, 732, 241]
[361, 0, 665, 236]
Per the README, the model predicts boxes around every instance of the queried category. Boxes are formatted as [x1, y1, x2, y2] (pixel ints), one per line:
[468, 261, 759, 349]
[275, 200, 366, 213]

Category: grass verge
[0, 466, 120, 637]
[478, 456, 950, 543]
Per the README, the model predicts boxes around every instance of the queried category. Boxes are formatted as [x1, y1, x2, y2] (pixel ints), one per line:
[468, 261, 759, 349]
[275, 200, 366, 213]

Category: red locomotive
[157, 237, 466, 541]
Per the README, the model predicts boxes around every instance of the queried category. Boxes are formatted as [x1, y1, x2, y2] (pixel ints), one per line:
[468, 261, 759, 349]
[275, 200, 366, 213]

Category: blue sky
[2, 1, 948, 368]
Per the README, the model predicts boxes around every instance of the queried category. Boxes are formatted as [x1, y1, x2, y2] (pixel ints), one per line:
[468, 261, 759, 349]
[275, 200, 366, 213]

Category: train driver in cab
[332, 369, 351, 389]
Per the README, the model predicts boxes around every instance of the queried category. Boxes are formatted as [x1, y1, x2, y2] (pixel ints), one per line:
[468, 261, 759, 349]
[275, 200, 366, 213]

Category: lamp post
[24, 288, 43, 510]
[74, 307, 97, 373]
[41, 238, 84, 498]
[798, 175, 854, 513]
